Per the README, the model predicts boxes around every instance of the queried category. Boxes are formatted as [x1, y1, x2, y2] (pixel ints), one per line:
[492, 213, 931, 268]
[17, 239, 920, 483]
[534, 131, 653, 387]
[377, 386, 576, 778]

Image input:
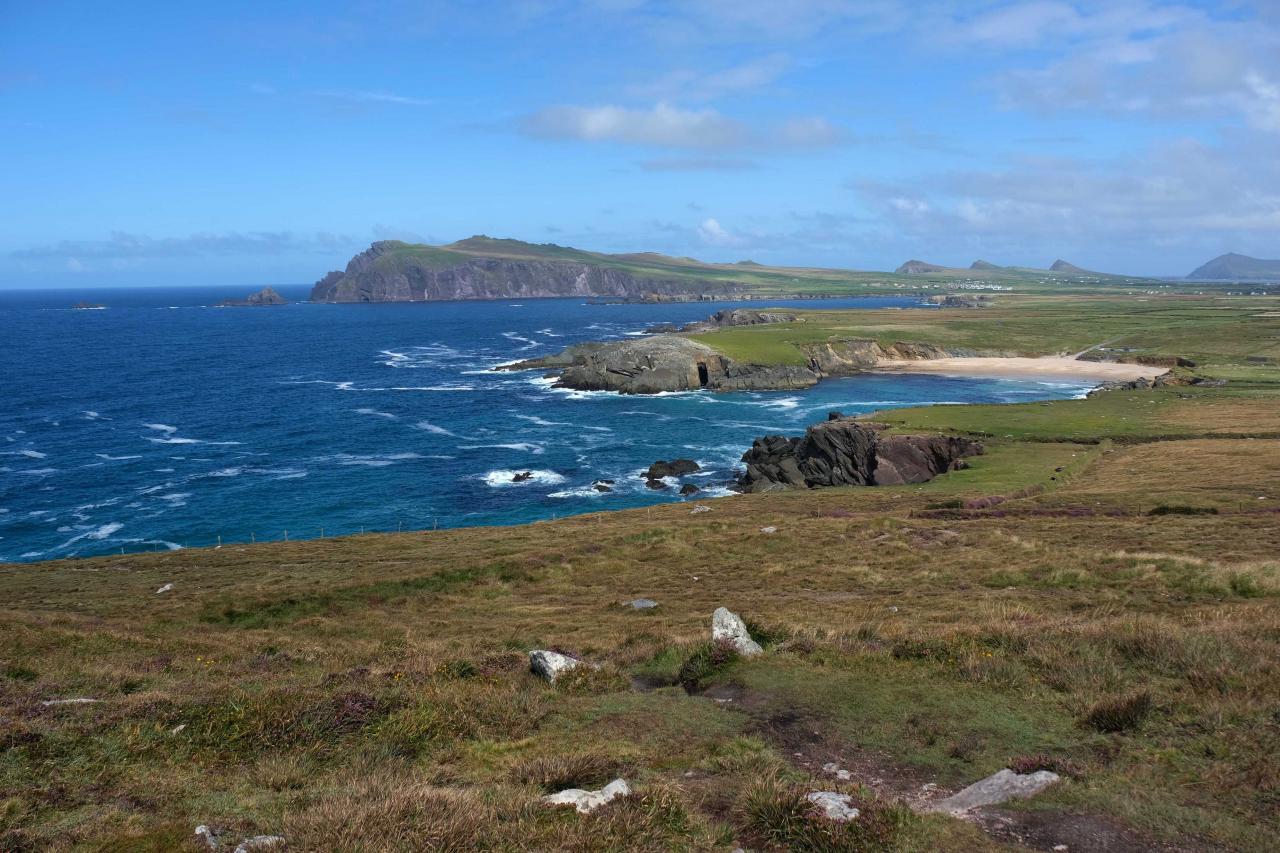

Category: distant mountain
[1049, 259, 1088, 274]
[895, 260, 950, 274]
[970, 260, 1001, 270]
[1188, 253, 1280, 281]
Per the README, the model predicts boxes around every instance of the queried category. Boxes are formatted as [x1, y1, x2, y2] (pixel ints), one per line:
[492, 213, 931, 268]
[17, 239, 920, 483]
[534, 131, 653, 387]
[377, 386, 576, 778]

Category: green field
[3, 294, 1279, 851]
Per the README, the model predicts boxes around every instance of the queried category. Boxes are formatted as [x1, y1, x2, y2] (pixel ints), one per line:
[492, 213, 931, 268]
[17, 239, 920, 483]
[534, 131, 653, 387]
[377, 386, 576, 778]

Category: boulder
[234, 837, 285, 853]
[512, 471, 534, 482]
[626, 598, 658, 610]
[806, 791, 861, 822]
[689, 504, 711, 514]
[679, 484, 700, 496]
[736, 418, 982, 492]
[645, 459, 700, 480]
[925, 769, 1060, 814]
[542, 778, 631, 813]
[711, 607, 763, 656]
[529, 650, 583, 682]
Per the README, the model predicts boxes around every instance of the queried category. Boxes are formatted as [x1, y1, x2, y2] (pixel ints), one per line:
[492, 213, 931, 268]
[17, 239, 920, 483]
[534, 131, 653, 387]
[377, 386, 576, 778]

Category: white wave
[355, 408, 397, 419]
[6, 450, 47, 459]
[273, 471, 308, 480]
[143, 423, 177, 434]
[414, 421, 456, 436]
[58, 522, 124, 549]
[459, 442, 545, 454]
[83, 411, 106, 420]
[396, 384, 476, 392]
[752, 396, 800, 411]
[95, 453, 142, 460]
[482, 469, 565, 487]
[502, 331, 540, 350]
[536, 328, 563, 337]
[333, 452, 425, 467]
[515, 414, 571, 427]
[146, 436, 241, 446]
[205, 467, 243, 477]
[15, 467, 57, 475]
[548, 486, 608, 498]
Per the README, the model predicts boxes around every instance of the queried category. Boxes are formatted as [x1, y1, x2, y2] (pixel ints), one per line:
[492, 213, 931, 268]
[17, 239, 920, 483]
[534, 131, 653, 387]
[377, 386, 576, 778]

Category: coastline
[871, 356, 1167, 382]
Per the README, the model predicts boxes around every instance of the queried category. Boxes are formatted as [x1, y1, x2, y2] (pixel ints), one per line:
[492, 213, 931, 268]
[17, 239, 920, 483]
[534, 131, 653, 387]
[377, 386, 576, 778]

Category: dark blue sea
[0, 287, 1093, 562]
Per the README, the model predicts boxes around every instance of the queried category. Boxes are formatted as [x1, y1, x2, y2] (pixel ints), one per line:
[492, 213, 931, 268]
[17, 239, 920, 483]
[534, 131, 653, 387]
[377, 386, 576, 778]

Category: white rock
[234, 837, 285, 853]
[542, 778, 630, 813]
[171, 723, 187, 735]
[822, 762, 853, 781]
[156, 583, 174, 594]
[626, 598, 658, 609]
[40, 698, 99, 707]
[194, 825, 218, 850]
[926, 769, 1060, 814]
[711, 607, 763, 656]
[760, 526, 777, 534]
[529, 649, 583, 682]
[690, 504, 711, 514]
[806, 791, 860, 822]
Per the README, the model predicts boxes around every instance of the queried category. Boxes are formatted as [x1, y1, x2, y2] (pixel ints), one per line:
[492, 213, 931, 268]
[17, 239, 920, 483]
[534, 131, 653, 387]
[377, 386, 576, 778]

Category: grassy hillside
[690, 295, 1280, 366]
[3, 295, 1278, 851]
[361, 236, 1168, 298]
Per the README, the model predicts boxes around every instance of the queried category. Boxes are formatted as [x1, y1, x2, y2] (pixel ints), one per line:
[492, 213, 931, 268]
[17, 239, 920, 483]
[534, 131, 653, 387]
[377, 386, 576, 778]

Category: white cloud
[628, 54, 791, 101]
[696, 217, 745, 247]
[522, 102, 746, 148]
[314, 89, 433, 106]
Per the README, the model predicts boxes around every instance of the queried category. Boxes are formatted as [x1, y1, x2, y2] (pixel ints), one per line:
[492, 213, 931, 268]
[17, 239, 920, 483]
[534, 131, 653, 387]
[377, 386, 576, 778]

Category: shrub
[677, 640, 740, 692]
[1082, 692, 1153, 733]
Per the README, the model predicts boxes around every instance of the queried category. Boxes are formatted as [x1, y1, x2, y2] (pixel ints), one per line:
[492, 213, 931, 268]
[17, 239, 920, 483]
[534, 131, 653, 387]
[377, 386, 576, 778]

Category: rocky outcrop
[542, 778, 631, 813]
[504, 336, 820, 394]
[648, 308, 800, 334]
[711, 607, 762, 656]
[806, 792, 860, 822]
[736, 418, 982, 492]
[1049, 259, 1088, 274]
[645, 459, 700, 480]
[925, 769, 1060, 815]
[217, 287, 287, 307]
[529, 650, 584, 682]
[970, 260, 1001, 271]
[503, 334, 996, 394]
[311, 241, 744, 302]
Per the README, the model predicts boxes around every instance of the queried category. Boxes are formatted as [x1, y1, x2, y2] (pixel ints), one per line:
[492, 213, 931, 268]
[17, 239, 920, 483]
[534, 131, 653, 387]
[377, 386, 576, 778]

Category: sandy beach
[873, 356, 1167, 382]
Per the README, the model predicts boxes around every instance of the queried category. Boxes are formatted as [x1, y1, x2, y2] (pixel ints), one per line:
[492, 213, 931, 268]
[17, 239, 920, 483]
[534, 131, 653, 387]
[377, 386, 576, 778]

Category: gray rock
[689, 505, 711, 514]
[195, 825, 218, 850]
[156, 583, 174, 594]
[806, 791, 861, 822]
[40, 698, 99, 707]
[822, 761, 853, 781]
[542, 778, 631, 813]
[736, 418, 983, 492]
[529, 650, 583, 682]
[217, 287, 287, 307]
[626, 598, 658, 610]
[711, 607, 763, 656]
[926, 769, 1060, 814]
[234, 837, 285, 853]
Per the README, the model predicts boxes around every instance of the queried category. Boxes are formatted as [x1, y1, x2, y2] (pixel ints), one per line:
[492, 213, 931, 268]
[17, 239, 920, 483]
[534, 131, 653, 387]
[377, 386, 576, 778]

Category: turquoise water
[0, 288, 1092, 562]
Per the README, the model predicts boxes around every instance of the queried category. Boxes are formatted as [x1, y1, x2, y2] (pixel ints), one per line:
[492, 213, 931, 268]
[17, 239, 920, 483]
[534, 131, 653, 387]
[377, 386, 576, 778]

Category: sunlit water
[0, 288, 1093, 561]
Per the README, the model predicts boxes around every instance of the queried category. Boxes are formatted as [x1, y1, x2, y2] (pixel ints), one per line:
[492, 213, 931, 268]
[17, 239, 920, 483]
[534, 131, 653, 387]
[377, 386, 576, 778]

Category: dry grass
[1, 413, 1278, 850]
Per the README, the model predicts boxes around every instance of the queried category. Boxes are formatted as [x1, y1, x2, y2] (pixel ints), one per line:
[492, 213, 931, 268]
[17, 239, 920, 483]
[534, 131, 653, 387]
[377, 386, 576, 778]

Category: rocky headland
[310, 240, 745, 303]
[502, 333, 988, 394]
[644, 308, 800, 334]
[735, 416, 983, 492]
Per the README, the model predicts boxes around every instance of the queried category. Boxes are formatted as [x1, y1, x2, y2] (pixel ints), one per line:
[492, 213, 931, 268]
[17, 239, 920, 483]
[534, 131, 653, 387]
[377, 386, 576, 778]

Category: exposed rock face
[505, 335, 819, 394]
[736, 419, 983, 492]
[542, 778, 631, 813]
[925, 769, 1060, 814]
[218, 287, 287, 307]
[646, 459, 700, 480]
[652, 308, 800, 334]
[504, 334, 980, 394]
[806, 792, 861, 822]
[311, 241, 742, 302]
[529, 650, 583, 682]
[711, 607, 763, 656]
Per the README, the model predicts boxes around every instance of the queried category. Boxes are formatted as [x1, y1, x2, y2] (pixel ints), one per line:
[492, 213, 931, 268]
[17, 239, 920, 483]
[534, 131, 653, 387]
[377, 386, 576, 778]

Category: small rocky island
[736, 415, 983, 492]
[216, 287, 288, 307]
[71, 301, 106, 310]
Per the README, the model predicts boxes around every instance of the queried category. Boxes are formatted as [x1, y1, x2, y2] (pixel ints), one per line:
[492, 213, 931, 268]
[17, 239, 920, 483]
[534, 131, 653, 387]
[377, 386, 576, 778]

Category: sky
[1, 0, 1278, 288]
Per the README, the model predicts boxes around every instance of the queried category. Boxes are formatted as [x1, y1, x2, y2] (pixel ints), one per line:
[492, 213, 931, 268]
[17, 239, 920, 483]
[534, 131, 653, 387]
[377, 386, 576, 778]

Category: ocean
[0, 287, 1094, 562]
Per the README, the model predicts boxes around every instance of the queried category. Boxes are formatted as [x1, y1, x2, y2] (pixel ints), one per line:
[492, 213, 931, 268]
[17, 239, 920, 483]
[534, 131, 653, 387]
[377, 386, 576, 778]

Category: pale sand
[873, 356, 1166, 382]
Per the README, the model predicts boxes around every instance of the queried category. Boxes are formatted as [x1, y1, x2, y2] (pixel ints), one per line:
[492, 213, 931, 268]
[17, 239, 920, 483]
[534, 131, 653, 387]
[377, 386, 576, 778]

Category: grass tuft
[1082, 691, 1154, 733]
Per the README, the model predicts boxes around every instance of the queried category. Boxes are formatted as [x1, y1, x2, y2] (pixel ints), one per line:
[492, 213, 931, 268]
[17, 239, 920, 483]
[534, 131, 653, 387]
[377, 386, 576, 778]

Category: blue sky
[2, 0, 1278, 287]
